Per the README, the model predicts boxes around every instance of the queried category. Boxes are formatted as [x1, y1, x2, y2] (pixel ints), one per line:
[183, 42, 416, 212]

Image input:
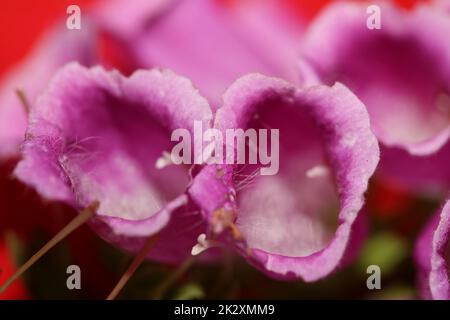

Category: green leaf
[173, 283, 205, 300]
[358, 232, 407, 276]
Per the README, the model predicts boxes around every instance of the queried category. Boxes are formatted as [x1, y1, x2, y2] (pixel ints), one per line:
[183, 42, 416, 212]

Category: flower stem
[16, 89, 31, 114]
[106, 235, 159, 300]
[0, 201, 99, 294]
[152, 256, 195, 299]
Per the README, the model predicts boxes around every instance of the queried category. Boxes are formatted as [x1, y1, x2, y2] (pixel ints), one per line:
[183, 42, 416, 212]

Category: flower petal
[415, 200, 450, 299]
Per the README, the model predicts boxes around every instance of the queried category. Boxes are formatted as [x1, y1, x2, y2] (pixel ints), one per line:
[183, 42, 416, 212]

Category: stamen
[15, 89, 31, 114]
[191, 233, 220, 256]
[215, 166, 225, 179]
[306, 165, 329, 178]
[106, 235, 159, 300]
[211, 208, 242, 240]
[155, 151, 172, 169]
[0, 201, 99, 294]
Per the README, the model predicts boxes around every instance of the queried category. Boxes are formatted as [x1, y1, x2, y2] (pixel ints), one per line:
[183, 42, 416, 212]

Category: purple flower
[189, 74, 379, 281]
[14, 63, 213, 264]
[415, 200, 450, 299]
[298, 2, 450, 192]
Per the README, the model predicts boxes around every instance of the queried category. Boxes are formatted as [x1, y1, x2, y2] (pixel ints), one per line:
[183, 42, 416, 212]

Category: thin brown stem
[0, 202, 99, 294]
[152, 256, 195, 299]
[16, 89, 31, 114]
[106, 235, 159, 300]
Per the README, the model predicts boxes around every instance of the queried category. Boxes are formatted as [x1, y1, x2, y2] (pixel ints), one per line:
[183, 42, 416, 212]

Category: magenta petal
[91, 196, 211, 264]
[14, 63, 213, 262]
[0, 22, 98, 159]
[299, 2, 450, 155]
[190, 74, 379, 281]
[415, 200, 450, 299]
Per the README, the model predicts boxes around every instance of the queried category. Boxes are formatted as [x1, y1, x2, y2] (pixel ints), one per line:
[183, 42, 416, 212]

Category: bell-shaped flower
[189, 74, 379, 281]
[14, 63, 213, 264]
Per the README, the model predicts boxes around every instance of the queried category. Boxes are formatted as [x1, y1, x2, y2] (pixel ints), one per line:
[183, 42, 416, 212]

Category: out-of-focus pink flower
[14, 63, 213, 264]
[0, 21, 99, 159]
[189, 74, 379, 281]
[415, 200, 450, 299]
[94, 0, 303, 108]
[298, 2, 450, 192]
